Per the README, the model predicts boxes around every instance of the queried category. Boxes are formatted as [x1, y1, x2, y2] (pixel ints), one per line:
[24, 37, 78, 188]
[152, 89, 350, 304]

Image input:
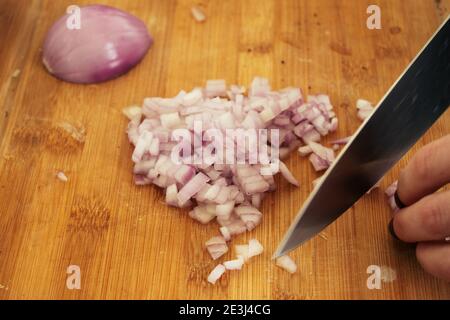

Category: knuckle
[411, 145, 436, 182]
[393, 215, 409, 241]
[416, 244, 450, 281]
[421, 202, 445, 236]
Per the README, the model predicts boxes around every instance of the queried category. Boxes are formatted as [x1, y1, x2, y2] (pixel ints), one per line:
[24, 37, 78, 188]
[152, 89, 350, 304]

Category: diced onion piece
[248, 239, 264, 258]
[191, 6, 206, 22]
[279, 161, 300, 186]
[174, 165, 196, 185]
[205, 79, 226, 98]
[220, 217, 247, 236]
[223, 256, 244, 270]
[132, 131, 153, 163]
[329, 117, 338, 132]
[309, 153, 329, 171]
[183, 88, 203, 106]
[205, 236, 228, 260]
[177, 173, 210, 205]
[218, 112, 236, 129]
[220, 226, 232, 241]
[56, 171, 68, 182]
[122, 106, 142, 120]
[330, 136, 352, 145]
[356, 99, 374, 110]
[189, 206, 216, 224]
[308, 141, 335, 163]
[356, 99, 374, 121]
[249, 77, 271, 97]
[160, 112, 181, 129]
[234, 205, 262, 231]
[385, 180, 398, 198]
[216, 201, 235, 220]
[203, 184, 220, 201]
[260, 107, 276, 123]
[357, 109, 373, 121]
[385, 180, 399, 212]
[165, 184, 178, 206]
[275, 255, 297, 274]
[148, 138, 160, 156]
[207, 264, 226, 284]
[302, 129, 321, 143]
[298, 145, 313, 156]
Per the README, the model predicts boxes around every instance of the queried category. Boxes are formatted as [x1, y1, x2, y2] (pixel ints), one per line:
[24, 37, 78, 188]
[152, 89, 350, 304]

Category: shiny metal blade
[274, 16, 450, 258]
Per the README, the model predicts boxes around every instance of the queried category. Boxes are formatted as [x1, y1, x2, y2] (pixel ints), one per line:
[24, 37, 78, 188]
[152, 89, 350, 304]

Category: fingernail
[388, 219, 400, 240]
[394, 191, 406, 209]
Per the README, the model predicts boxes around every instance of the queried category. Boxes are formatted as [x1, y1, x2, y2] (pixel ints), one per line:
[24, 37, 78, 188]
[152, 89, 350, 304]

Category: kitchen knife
[274, 16, 450, 258]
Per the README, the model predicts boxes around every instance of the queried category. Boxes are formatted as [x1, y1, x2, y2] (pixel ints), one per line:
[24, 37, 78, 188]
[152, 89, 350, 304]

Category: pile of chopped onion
[125, 78, 337, 234]
[125, 78, 337, 284]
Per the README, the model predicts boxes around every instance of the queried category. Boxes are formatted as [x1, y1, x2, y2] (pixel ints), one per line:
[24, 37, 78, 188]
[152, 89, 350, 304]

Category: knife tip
[272, 245, 288, 260]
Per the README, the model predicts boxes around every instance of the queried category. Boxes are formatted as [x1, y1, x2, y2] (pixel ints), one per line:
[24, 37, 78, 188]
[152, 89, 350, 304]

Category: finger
[393, 190, 450, 242]
[397, 135, 450, 206]
[416, 242, 450, 282]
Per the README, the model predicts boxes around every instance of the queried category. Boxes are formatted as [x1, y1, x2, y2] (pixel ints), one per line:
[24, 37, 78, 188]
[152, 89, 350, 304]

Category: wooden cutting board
[0, 0, 449, 300]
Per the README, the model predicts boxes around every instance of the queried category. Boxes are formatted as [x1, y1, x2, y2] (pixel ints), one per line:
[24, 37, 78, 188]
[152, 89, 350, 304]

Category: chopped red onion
[189, 206, 216, 224]
[207, 264, 226, 284]
[356, 99, 375, 121]
[56, 171, 68, 182]
[385, 180, 399, 212]
[191, 6, 206, 22]
[275, 255, 297, 274]
[234, 205, 262, 231]
[307, 142, 335, 171]
[248, 239, 264, 258]
[205, 80, 227, 98]
[125, 78, 339, 283]
[279, 161, 300, 186]
[298, 145, 313, 156]
[122, 106, 142, 120]
[220, 226, 232, 241]
[330, 136, 352, 145]
[165, 184, 179, 207]
[177, 173, 210, 205]
[205, 236, 228, 260]
[223, 256, 245, 270]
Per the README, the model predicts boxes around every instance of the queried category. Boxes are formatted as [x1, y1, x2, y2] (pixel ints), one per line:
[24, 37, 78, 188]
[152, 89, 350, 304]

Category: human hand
[391, 134, 450, 282]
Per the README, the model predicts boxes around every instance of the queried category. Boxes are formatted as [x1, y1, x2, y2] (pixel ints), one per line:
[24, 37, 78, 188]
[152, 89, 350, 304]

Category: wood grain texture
[0, 0, 449, 300]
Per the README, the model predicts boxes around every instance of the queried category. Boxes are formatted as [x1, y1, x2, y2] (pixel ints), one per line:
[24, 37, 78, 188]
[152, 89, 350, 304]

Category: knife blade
[274, 16, 450, 258]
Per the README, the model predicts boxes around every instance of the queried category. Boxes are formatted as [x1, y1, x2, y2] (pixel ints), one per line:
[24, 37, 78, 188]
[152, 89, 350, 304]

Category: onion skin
[43, 5, 153, 84]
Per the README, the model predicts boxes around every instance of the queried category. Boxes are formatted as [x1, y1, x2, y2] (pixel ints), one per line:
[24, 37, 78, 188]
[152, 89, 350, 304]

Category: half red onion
[43, 5, 153, 84]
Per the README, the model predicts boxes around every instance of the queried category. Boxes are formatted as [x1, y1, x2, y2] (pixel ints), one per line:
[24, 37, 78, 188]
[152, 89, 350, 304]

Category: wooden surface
[0, 0, 449, 300]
